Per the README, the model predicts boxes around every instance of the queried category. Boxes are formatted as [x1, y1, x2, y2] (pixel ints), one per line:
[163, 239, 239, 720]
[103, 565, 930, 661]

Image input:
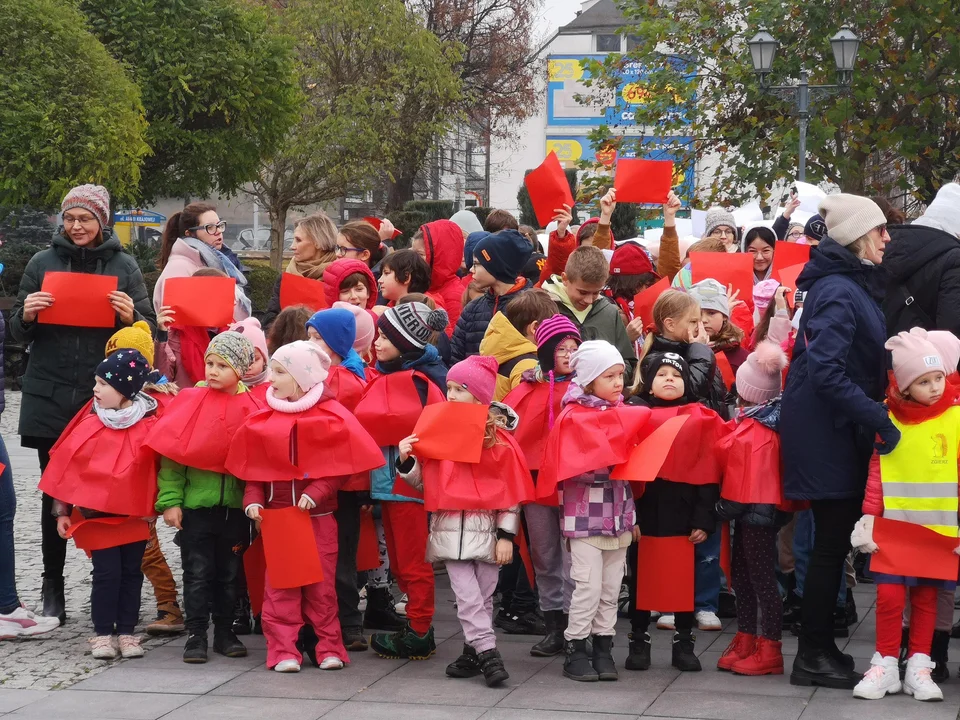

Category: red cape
[503, 379, 569, 471]
[653, 404, 727, 486]
[52, 390, 175, 457]
[225, 398, 384, 481]
[323, 365, 366, 412]
[247, 381, 269, 404]
[422, 428, 536, 511]
[718, 417, 782, 504]
[537, 403, 652, 500]
[354, 370, 445, 447]
[146, 387, 262, 473]
[40, 410, 160, 516]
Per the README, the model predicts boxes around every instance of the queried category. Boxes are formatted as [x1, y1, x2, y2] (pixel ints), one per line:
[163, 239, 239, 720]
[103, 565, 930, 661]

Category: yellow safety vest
[879, 406, 960, 538]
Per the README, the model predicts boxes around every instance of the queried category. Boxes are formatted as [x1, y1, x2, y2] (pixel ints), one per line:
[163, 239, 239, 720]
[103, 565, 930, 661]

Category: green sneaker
[370, 623, 436, 660]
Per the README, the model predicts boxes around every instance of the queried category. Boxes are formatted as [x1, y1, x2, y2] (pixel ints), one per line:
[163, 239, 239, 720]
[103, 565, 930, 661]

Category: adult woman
[10, 184, 155, 624]
[780, 194, 896, 689]
[702, 207, 739, 251]
[743, 225, 777, 283]
[336, 221, 386, 275]
[260, 212, 339, 330]
[154, 202, 250, 322]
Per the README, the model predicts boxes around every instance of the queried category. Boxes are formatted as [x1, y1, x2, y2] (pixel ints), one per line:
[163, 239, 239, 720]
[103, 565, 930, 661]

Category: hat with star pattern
[96, 349, 150, 399]
[272, 340, 331, 394]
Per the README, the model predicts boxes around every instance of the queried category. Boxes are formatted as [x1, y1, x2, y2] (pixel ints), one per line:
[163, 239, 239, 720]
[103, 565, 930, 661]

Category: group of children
[28, 204, 960, 702]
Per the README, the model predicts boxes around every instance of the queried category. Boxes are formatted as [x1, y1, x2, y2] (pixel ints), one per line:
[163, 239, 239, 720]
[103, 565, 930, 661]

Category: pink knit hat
[272, 340, 331, 393]
[736, 340, 788, 404]
[926, 330, 960, 375]
[447, 355, 498, 405]
[333, 301, 375, 354]
[62, 184, 110, 229]
[885, 328, 945, 391]
[753, 279, 781, 316]
[229, 317, 269, 364]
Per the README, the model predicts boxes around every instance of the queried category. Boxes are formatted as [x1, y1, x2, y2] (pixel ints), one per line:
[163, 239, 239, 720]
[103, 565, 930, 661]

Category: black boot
[845, 594, 858, 626]
[624, 631, 652, 671]
[563, 639, 599, 682]
[832, 606, 849, 638]
[446, 644, 482, 678]
[591, 635, 618, 681]
[231, 592, 252, 636]
[671, 632, 701, 672]
[790, 648, 860, 689]
[931, 629, 950, 683]
[297, 625, 320, 667]
[952, 618, 960, 639]
[363, 586, 406, 631]
[531, 610, 566, 657]
[342, 625, 368, 651]
[41, 575, 66, 626]
[182, 633, 208, 664]
[478, 648, 510, 687]
[213, 626, 248, 657]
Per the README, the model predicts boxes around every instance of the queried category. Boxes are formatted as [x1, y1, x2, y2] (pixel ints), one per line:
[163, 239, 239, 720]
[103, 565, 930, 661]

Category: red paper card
[516, 522, 535, 588]
[243, 536, 266, 617]
[636, 536, 694, 611]
[356, 507, 381, 572]
[363, 216, 402, 240]
[613, 159, 674, 204]
[771, 241, 810, 278]
[66, 516, 150, 551]
[715, 352, 735, 391]
[611, 415, 689, 482]
[39, 272, 118, 328]
[633, 276, 671, 329]
[259, 506, 324, 589]
[163, 276, 235, 327]
[689, 252, 754, 305]
[871, 517, 960, 582]
[279, 272, 327, 312]
[774, 263, 806, 309]
[525, 151, 575, 227]
[412, 402, 488, 464]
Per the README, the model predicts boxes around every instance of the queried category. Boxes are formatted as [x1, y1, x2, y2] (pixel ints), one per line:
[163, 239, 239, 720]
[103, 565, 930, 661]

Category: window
[626, 35, 643, 51]
[596, 34, 621, 52]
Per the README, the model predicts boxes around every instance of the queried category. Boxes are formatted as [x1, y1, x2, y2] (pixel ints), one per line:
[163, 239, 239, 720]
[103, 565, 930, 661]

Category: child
[504, 315, 582, 657]
[850, 329, 959, 702]
[411, 220, 465, 335]
[479, 289, 557, 401]
[624, 351, 722, 672]
[306, 308, 366, 411]
[266, 305, 311, 356]
[41, 350, 158, 659]
[396, 355, 534, 686]
[715, 341, 792, 676]
[227, 341, 383, 672]
[451, 230, 533, 363]
[229, 317, 271, 401]
[323, 258, 377, 310]
[378, 250, 432, 305]
[688, 279, 751, 373]
[353, 303, 449, 658]
[542, 246, 637, 378]
[333, 300, 377, 367]
[149, 331, 260, 663]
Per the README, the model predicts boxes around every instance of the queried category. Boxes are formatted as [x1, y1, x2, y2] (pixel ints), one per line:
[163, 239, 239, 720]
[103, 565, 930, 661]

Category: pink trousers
[262, 513, 347, 668]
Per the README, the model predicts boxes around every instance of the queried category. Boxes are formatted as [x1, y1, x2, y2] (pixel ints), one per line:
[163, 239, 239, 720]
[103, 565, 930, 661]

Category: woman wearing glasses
[10, 184, 156, 625]
[701, 207, 740, 252]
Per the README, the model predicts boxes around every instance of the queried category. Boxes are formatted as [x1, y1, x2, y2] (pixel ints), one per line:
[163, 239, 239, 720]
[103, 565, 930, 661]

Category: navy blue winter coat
[780, 237, 890, 501]
[450, 282, 530, 363]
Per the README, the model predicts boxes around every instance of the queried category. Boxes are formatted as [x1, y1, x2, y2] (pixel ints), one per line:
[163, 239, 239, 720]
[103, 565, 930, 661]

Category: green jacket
[155, 458, 244, 511]
[11, 230, 156, 439]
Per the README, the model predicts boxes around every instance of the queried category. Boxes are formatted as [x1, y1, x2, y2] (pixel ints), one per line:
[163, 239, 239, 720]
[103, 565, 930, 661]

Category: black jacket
[715, 498, 790, 529]
[646, 335, 728, 419]
[450, 283, 530, 363]
[882, 223, 960, 347]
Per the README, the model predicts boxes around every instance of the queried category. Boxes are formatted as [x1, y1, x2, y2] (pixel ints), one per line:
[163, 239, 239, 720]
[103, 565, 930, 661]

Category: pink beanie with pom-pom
[229, 317, 269, 363]
[736, 340, 789, 404]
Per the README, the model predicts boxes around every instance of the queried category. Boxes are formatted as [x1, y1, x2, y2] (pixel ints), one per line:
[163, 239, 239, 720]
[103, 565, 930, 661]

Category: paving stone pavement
[4, 389, 960, 718]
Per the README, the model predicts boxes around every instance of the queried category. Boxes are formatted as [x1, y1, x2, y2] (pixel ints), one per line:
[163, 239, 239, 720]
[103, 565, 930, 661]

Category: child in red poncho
[397, 355, 534, 687]
[714, 340, 791, 677]
[229, 317, 271, 402]
[42, 350, 158, 660]
[228, 341, 383, 673]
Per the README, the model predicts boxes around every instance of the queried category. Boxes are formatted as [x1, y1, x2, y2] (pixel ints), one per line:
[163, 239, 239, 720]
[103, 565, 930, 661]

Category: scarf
[339, 349, 367, 379]
[286, 251, 336, 281]
[265, 383, 325, 413]
[94, 393, 157, 430]
[740, 397, 781, 431]
[244, 368, 270, 388]
[562, 382, 622, 409]
[181, 237, 252, 317]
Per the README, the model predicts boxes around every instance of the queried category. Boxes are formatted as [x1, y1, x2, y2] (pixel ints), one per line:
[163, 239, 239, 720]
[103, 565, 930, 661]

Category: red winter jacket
[421, 220, 465, 336]
[322, 258, 377, 310]
[243, 477, 340, 517]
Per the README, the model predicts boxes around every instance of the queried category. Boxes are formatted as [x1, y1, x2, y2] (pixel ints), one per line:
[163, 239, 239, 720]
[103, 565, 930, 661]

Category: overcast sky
[535, 0, 583, 40]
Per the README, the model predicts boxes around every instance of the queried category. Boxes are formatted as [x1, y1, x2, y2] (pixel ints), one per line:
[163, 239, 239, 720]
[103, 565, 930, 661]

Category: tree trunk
[269, 204, 288, 272]
[386, 169, 417, 212]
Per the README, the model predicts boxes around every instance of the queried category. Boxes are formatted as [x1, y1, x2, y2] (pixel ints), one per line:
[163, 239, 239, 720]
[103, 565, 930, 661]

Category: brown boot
[146, 602, 185, 635]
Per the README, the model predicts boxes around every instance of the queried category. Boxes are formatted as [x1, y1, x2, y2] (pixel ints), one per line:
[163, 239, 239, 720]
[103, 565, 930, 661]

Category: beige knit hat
[817, 194, 886, 247]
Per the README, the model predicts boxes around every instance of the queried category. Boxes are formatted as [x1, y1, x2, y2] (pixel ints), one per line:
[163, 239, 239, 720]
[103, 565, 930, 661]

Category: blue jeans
[0, 437, 18, 611]
[793, 509, 846, 607]
[695, 526, 721, 614]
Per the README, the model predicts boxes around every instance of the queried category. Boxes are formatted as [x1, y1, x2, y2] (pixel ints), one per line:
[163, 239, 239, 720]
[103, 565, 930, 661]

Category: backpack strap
[498, 353, 537, 378]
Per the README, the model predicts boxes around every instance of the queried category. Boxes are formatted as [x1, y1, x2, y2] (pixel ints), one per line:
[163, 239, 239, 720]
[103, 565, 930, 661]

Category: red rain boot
[717, 632, 756, 671]
[731, 637, 783, 676]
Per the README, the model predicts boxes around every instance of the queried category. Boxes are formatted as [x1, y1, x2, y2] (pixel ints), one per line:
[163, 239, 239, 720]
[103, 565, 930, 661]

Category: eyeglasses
[188, 221, 226, 235]
[708, 228, 735, 238]
[63, 215, 99, 226]
[786, 231, 804, 240]
[873, 223, 888, 236]
[555, 346, 578, 357]
[335, 245, 364, 257]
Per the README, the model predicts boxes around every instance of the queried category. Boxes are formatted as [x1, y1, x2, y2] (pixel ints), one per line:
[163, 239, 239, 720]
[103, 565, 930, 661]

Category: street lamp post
[747, 26, 860, 182]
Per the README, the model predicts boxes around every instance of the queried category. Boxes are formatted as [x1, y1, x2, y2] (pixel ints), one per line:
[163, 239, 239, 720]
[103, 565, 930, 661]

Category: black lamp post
[747, 26, 860, 181]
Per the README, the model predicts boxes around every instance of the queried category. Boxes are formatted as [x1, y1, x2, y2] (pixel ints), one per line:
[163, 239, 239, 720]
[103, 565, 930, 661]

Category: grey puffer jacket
[398, 457, 519, 564]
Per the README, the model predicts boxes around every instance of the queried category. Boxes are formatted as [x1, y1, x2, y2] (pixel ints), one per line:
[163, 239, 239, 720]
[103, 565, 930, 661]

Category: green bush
[391, 210, 429, 249]
[403, 200, 453, 223]
[468, 207, 492, 228]
[246, 264, 280, 314]
[0, 206, 54, 296]
[610, 203, 640, 242]
[517, 169, 580, 229]
[142, 270, 161, 300]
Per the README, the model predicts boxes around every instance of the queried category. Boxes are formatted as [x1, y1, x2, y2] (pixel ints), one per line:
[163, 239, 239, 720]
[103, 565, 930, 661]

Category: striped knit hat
[535, 314, 581, 373]
[377, 302, 448, 354]
[62, 184, 110, 229]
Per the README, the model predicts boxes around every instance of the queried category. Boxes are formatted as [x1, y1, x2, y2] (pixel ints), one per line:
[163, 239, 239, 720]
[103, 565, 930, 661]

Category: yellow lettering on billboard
[621, 83, 650, 105]
[547, 59, 583, 82]
[545, 139, 583, 163]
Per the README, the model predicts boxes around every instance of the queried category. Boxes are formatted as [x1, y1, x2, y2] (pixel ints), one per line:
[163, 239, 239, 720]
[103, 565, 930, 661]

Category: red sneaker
[717, 631, 756, 672]
[731, 637, 784, 676]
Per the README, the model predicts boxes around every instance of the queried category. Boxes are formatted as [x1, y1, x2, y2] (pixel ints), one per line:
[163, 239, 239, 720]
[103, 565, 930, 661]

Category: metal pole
[797, 70, 809, 182]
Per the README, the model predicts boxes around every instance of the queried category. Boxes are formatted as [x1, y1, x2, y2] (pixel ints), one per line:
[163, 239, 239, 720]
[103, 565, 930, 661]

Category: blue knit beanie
[464, 231, 489, 270]
[305, 308, 357, 360]
[473, 229, 533, 284]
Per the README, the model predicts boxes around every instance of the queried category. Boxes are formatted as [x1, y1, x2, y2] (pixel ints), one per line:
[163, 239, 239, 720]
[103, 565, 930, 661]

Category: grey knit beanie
[702, 207, 737, 239]
[689, 279, 730, 317]
[818, 194, 886, 247]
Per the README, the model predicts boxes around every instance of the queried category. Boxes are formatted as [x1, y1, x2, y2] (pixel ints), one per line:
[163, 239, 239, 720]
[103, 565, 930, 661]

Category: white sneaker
[118, 634, 144, 658]
[394, 592, 408, 617]
[853, 653, 901, 699]
[274, 659, 301, 673]
[903, 653, 943, 702]
[656, 614, 675, 630]
[89, 635, 118, 660]
[0, 606, 60, 639]
[358, 586, 367, 613]
[319, 656, 344, 670]
[695, 611, 722, 631]
[650, 611, 662, 621]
